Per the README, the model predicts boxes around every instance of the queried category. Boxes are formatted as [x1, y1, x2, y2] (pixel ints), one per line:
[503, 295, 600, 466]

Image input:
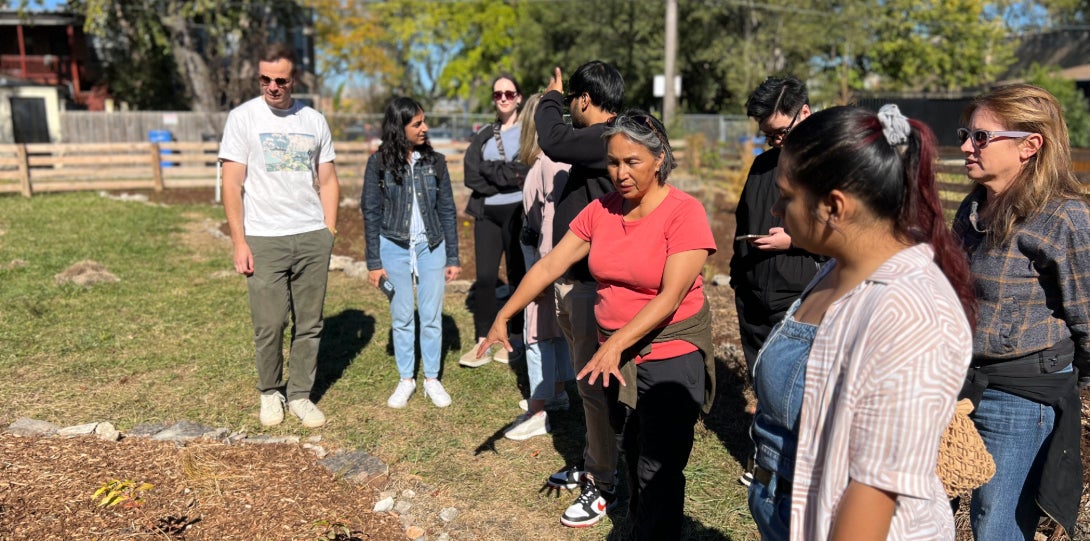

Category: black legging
[472, 201, 525, 338]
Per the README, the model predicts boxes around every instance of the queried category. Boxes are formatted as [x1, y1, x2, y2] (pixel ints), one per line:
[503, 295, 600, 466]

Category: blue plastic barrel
[148, 130, 175, 167]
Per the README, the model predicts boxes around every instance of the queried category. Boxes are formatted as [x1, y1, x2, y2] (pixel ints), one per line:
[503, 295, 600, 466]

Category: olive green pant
[246, 228, 333, 401]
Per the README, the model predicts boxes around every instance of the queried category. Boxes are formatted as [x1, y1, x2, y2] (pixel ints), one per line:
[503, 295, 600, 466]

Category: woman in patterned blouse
[762, 105, 975, 540]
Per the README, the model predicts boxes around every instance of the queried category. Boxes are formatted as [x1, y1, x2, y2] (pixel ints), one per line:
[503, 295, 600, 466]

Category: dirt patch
[54, 260, 120, 286]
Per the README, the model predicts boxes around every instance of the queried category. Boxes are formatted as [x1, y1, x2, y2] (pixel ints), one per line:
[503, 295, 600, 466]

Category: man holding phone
[729, 76, 822, 395]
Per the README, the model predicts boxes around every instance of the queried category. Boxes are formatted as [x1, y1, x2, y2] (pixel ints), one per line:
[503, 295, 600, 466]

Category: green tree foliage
[508, 0, 664, 111]
[1023, 63, 1090, 147]
[69, 0, 309, 112]
[313, 0, 520, 112]
[864, 0, 1016, 93]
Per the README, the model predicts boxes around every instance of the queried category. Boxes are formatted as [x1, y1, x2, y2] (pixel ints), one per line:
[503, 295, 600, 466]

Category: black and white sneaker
[547, 465, 584, 490]
[738, 471, 753, 487]
[560, 480, 613, 528]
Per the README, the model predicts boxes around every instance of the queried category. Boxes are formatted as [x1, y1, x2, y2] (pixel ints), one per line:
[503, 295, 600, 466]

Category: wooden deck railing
[0, 141, 470, 197]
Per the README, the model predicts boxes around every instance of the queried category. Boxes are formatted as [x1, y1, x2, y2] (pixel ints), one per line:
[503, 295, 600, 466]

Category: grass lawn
[0, 191, 757, 540]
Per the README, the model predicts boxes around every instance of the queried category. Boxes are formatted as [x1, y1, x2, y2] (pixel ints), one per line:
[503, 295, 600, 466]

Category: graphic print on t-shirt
[260, 132, 315, 172]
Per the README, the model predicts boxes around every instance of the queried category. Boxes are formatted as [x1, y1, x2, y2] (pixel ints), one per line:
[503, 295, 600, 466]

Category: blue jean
[526, 338, 573, 400]
[747, 476, 790, 541]
[970, 387, 1055, 541]
[521, 242, 574, 401]
[380, 237, 447, 380]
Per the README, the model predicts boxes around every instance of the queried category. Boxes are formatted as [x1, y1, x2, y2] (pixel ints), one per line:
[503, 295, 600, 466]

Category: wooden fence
[2, 143, 1088, 208]
[0, 141, 470, 197]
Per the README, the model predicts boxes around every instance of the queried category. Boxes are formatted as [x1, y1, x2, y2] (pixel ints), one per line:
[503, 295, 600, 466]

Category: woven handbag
[935, 398, 996, 498]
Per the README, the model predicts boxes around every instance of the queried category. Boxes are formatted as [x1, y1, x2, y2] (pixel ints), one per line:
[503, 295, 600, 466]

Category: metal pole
[663, 0, 678, 127]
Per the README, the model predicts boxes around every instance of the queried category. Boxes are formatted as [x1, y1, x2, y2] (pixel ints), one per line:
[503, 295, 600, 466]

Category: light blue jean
[526, 338, 574, 400]
[747, 475, 790, 541]
[970, 386, 1056, 541]
[380, 237, 447, 380]
[521, 242, 574, 401]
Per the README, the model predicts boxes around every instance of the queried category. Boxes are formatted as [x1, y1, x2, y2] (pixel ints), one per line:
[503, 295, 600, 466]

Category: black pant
[735, 290, 789, 380]
[472, 202, 525, 338]
[620, 350, 704, 540]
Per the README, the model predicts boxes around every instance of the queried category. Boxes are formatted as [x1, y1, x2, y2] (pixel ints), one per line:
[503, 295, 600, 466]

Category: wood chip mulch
[0, 433, 404, 540]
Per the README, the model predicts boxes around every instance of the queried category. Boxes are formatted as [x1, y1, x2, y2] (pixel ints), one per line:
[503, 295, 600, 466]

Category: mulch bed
[0, 435, 403, 540]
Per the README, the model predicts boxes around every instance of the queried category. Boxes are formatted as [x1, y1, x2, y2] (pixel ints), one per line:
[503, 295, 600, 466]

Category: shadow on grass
[381, 313, 462, 380]
[313, 308, 375, 402]
[600, 499, 737, 540]
[702, 356, 755, 468]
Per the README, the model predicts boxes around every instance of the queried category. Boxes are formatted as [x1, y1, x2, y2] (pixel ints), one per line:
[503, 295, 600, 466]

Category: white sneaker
[458, 343, 492, 368]
[493, 348, 511, 364]
[505, 411, 549, 441]
[259, 392, 285, 426]
[387, 379, 416, 409]
[519, 391, 571, 412]
[288, 398, 326, 428]
[423, 378, 452, 408]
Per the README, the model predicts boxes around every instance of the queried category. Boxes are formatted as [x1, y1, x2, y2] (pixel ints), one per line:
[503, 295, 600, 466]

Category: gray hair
[601, 109, 677, 184]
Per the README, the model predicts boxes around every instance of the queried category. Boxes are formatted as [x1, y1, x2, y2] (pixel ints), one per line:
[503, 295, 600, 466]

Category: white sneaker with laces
[259, 392, 285, 427]
[387, 379, 416, 409]
[288, 398, 326, 428]
[504, 411, 548, 441]
[423, 378, 452, 408]
[518, 391, 571, 412]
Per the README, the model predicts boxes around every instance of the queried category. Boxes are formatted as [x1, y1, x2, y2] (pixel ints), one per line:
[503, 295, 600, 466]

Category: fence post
[16, 144, 31, 197]
[149, 142, 164, 192]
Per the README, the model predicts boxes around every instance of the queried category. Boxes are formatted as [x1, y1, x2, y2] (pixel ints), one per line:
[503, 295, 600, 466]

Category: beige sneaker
[458, 343, 493, 368]
[504, 411, 549, 441]
[288, 398, 326, 428]
[259, 392, 285, 427]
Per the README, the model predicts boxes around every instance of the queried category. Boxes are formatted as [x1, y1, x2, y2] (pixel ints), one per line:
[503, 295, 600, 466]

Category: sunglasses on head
[492, 90, 518, 101]
[957, 128, 1034, 149]
[259, 75, 292, 87]
[608, 113, 667, 144]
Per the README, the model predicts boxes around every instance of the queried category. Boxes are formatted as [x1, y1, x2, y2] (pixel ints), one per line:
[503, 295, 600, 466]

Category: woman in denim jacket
[362, 97, 461, 409]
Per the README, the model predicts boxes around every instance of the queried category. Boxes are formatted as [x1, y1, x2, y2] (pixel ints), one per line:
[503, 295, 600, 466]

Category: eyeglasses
[564, 92, 581, 106]
[492, 90, 518, 102]
[760, 108, 802, 141]
[956, 128, 1034, 149]
[259, 75, 293, 87]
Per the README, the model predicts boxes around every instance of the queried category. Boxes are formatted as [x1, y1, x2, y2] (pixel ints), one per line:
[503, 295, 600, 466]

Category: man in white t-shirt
[219, 43, 339, 429]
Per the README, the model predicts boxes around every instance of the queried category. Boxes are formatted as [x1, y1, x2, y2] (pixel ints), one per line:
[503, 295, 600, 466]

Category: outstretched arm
[478, 231, 589, 355]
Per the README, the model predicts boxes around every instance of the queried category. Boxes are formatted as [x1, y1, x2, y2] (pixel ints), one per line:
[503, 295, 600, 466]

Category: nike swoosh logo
[596, 500, 606, 512]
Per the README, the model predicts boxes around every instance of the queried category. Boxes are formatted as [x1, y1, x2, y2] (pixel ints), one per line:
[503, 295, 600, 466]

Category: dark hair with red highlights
[781, 105, 976, 328]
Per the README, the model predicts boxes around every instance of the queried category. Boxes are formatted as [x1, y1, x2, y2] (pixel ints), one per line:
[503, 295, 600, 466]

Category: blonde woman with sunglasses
[954, 84, 1090, 540]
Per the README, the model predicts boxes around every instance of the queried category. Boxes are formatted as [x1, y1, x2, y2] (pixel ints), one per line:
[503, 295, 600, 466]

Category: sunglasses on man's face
[492, 90, 518, 102]
[259, 75, 292, 87]
[957, 128, 1034, 149]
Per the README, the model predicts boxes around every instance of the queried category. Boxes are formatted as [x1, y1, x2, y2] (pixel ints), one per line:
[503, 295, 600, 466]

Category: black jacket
[463, 124, 529, 219]
[728, 147, 821, 310]
[960, 341, 1082, 534]
[535, 90, 614, 282]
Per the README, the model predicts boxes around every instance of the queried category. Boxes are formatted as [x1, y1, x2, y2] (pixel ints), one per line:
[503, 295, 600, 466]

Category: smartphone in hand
[377, 275, 395, 301]
[735, 234, 770, 241]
